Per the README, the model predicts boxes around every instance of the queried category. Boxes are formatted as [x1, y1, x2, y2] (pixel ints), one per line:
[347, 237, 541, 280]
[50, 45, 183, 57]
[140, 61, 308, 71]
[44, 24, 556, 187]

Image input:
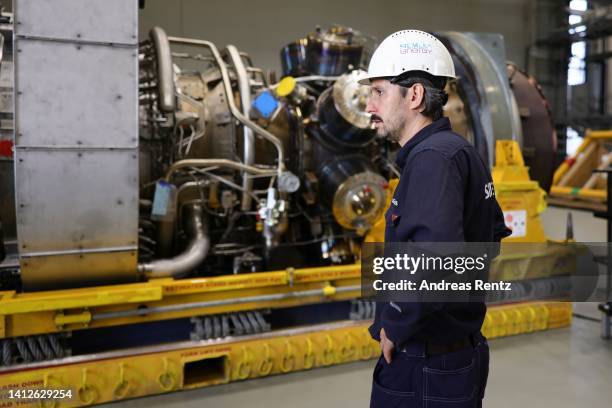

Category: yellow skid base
[0, 302, 571, 407]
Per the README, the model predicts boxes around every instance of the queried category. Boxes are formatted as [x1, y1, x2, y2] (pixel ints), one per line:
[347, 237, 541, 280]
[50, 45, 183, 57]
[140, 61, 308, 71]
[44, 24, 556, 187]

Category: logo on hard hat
[399, 43, 433, 54]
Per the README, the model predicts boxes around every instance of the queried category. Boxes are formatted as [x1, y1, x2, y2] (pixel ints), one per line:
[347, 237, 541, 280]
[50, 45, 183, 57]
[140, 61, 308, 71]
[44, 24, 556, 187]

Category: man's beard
[378, 115, 406, 143]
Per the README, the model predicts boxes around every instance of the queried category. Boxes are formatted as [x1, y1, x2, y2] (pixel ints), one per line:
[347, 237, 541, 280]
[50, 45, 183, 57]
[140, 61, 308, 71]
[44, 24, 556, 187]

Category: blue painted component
[252, 90, 279, 119]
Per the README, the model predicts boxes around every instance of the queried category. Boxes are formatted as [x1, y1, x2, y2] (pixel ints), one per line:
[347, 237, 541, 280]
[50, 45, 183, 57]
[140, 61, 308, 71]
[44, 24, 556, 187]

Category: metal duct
[13, 0, 140, 290]
[139, 204, 209, 279]
[149, 26, 176, 113]
[439, 32, 523, 167]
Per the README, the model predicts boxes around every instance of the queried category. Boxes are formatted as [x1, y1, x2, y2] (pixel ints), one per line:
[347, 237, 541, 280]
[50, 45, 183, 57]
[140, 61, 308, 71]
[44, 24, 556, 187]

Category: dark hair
[391, 71, 449, 121]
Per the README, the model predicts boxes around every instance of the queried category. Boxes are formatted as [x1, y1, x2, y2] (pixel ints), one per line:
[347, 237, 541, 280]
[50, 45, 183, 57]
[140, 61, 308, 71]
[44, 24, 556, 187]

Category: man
[360, 30, 511, 407]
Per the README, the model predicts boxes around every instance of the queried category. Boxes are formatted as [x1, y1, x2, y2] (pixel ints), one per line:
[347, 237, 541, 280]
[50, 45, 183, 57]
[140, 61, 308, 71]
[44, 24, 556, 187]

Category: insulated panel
[15, 0, 137, 45]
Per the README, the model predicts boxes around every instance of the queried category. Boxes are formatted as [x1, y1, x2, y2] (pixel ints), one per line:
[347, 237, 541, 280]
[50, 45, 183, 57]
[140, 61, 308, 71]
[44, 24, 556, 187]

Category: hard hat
[358, 30, 455, 85]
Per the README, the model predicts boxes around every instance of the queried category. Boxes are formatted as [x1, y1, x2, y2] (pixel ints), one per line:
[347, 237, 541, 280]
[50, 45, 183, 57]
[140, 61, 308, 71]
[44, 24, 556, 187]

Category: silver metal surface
[14, 0, 137, 45]
[165, 159, 277, 181]
[20, 250, 137, 290]
[278, 171, 300, 193]
[168, 36, 285, 175]
[140, 204, 210, 278]
[0, 60, 13, 116]
[441, 32, 523, 166]
[332, 70, 372, 129]
[149, 27, 175, 113]
[226, 45, 255, 211]
[14, 149, 138, 252]
[14, 40, 137, 148]
[332, 171, 387, 231]
[92, 284, 360, 321]
[14, 0, 139, 290]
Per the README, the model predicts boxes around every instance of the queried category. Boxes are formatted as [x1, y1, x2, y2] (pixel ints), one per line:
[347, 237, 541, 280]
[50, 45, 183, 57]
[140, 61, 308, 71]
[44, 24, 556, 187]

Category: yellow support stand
[493, 140, 548, 242]
[549, 129, 612, 211]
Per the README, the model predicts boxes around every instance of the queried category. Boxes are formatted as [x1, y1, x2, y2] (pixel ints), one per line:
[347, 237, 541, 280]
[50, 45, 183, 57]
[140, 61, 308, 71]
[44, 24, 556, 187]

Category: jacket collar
[395, 117, 452, 170]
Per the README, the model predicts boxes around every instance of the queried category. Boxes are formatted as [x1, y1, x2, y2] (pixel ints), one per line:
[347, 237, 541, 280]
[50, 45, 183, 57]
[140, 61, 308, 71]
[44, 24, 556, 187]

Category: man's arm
[381, 150, 464, 348]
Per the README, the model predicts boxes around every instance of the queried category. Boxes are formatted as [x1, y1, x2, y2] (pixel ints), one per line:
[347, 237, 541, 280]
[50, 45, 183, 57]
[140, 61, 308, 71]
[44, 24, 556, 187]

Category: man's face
[365, 79, 410, 143]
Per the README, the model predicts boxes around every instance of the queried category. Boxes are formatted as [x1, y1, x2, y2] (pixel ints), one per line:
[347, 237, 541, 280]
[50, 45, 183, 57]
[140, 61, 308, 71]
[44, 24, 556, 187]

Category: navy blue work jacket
[369, 117, 511, 346]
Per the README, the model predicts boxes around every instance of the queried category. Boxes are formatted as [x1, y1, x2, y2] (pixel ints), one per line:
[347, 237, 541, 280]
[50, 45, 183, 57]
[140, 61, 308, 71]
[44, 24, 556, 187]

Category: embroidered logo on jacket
[484, 182, 495, 200]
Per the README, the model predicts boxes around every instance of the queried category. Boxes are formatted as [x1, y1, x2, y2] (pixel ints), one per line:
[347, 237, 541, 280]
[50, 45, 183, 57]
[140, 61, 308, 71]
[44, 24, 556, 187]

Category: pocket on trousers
[371, 379, 416, 408]
[370, 360, 416, 408]
[423, 358, 477, 407]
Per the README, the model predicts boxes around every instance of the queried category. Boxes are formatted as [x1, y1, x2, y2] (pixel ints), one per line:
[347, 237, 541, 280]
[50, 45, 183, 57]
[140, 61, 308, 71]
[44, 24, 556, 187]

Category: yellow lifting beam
[0, 265, 362, 338]
[0, 302, 572, 407]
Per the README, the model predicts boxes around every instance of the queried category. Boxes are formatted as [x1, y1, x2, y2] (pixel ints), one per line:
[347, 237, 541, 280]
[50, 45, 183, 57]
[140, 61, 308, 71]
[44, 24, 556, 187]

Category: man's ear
[407, 83, 425, 112]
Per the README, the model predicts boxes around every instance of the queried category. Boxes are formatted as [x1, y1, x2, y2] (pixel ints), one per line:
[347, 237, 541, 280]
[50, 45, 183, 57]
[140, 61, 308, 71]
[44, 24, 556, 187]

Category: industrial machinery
[0, 2, 573, 406]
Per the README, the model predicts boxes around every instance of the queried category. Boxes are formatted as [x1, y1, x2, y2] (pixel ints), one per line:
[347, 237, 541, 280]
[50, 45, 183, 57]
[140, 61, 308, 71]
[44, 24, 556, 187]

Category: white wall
[139, 0, 535, 75]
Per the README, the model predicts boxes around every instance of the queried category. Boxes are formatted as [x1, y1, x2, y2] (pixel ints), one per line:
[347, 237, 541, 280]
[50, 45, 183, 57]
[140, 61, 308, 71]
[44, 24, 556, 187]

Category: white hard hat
[358, 29, 455, 85]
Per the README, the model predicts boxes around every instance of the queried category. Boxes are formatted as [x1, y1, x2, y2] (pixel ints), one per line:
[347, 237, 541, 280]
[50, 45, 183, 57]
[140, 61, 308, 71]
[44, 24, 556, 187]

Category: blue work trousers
[370, 334, 489, 408]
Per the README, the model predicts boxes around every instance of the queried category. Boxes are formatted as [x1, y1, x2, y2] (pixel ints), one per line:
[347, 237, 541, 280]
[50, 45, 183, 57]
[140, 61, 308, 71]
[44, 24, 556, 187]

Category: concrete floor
[103, 205, 612, 407]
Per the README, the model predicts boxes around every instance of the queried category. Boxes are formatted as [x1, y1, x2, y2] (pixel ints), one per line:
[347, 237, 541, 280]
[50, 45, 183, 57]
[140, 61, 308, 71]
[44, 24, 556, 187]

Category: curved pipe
[149, 27, 176, 113]
[139, 204, 209, 278]
[164, 159, 276, 181]
[226, 45, 255, 211]
[167, 36, 285, 174]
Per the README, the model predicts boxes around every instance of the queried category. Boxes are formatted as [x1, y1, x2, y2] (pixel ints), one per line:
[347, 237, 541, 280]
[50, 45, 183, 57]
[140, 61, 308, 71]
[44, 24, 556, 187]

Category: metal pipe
[167, 36, 285, 174]
[294, 75, 339, 82]
[92, 284, 360, 321]
[157, 180, 209, 255]
[139, 204, 209, 278]
[226, 45, 256, 211]
[149, 27, 176, 113]
[165, 159, 276, 181]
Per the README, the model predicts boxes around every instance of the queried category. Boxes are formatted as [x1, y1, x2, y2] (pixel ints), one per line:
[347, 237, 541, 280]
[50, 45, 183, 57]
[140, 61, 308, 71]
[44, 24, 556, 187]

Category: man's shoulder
[411, 130, 472, 161]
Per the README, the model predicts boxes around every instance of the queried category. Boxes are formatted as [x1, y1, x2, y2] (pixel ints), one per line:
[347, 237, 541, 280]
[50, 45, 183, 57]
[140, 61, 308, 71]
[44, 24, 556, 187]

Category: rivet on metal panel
[39, 397, 58, 408]
[286, 267, 294, 287]
[322, 335, 335, 366]
[113, 364, 130, 400]
[158, 357, 176, 391]
[280, 341, 295, 373]
[303, 338, 315, 369]
[78, 369, 98, 405]
[41, 373, 62, 408]
[258, 343, 273, 376]
[340, 333, 356, 360]
[359, 332, 375, 360]
[235, 346, 252, 380]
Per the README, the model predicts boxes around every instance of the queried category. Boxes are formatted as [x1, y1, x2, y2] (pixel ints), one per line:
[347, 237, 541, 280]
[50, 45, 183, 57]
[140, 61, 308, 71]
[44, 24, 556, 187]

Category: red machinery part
[507, 63, 557, 192]
[0, 140, 13, 158]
